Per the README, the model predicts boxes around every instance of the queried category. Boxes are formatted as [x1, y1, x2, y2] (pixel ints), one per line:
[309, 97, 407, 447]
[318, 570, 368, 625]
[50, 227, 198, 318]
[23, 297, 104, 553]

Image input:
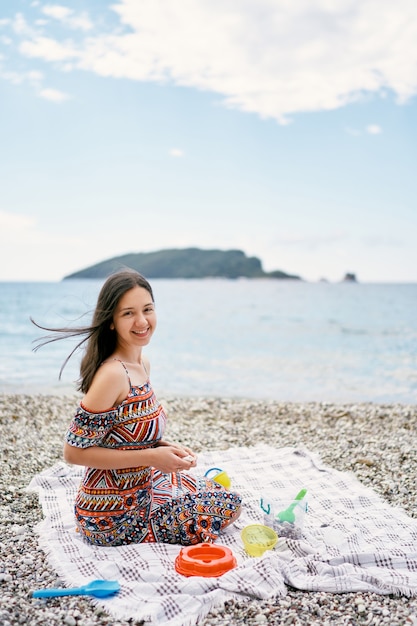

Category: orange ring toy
[175, 543, 237, 577]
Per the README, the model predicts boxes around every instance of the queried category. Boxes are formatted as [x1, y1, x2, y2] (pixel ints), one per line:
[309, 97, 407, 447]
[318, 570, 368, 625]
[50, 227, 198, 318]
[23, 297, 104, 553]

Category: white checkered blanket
[28, 445, 417, 626]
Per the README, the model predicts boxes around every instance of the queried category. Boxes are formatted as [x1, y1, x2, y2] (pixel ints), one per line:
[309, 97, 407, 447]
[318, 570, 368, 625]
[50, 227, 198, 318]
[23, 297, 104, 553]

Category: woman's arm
[63, 441, 197, 473]
[64, 359, 197, 473]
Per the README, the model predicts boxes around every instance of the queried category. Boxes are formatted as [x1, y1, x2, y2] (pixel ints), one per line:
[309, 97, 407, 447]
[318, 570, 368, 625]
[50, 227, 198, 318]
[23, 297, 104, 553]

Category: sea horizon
[2, 278, 417, 284]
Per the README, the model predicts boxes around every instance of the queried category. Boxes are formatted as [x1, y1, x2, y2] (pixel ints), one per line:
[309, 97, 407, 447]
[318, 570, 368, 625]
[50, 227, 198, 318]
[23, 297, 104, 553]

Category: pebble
[0, 574, 13, 583]
[0, 393, 417, 626]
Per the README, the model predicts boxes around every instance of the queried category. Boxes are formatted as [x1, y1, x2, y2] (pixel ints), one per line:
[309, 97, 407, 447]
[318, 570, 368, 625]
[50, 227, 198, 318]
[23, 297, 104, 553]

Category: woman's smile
[132, 327, 150, 337]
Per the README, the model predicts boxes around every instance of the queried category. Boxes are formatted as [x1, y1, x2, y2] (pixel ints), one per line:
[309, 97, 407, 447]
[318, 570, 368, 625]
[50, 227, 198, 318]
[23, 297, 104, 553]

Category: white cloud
[20, 36, 79, 61]
[42, 5, 93, 31]
[0, 70, 24, 85]
[9, 0, 417, 122]
[346, 124, 383, 136]
[0, 64, 67, 102]
[0, 210, 36, 232]
[12, 13, 36, 36]
[28, 69, 43, 82]
[169, 148, 184, 158]
[366, 124, 382, 134]
[38, 86, 70, 101]
[42, 5, 72, 20]
[0, 211, 84, 280]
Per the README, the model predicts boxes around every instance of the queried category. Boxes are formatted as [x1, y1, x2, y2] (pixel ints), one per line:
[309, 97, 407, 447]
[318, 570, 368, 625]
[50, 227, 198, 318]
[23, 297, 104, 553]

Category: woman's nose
[134, 314, 147, 326]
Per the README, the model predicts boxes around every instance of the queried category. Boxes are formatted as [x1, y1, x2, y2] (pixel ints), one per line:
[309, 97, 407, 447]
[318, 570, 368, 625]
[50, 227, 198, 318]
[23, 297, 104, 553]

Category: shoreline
[1, 394, 416, 625]
[1, 384, 416, 406]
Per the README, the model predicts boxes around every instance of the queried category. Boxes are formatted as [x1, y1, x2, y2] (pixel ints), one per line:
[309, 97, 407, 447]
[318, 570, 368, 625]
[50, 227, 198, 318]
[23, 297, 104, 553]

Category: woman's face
[111, 286, 157, 349]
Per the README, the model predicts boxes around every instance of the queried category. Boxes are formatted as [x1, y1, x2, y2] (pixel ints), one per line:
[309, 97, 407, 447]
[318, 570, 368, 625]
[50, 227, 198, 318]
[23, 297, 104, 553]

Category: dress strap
[142, 359, 148, 377]
[113, 359, 132, 387]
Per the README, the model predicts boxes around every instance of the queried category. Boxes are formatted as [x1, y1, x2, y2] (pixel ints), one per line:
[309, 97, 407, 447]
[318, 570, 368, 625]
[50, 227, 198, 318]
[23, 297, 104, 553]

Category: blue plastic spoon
[32, 579, 120, 599]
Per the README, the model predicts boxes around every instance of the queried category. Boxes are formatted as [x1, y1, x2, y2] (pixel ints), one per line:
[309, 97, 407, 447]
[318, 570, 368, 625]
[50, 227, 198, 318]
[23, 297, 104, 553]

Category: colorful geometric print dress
[65, 364, 242, 547]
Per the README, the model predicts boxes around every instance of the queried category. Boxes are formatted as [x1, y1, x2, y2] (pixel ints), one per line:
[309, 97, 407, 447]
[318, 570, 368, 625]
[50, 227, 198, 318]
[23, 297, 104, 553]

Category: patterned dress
[65, 366, 241, 547]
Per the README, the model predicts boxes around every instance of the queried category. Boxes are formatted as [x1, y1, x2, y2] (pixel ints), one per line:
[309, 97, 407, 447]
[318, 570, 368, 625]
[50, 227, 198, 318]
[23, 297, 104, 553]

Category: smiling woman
[110, 284, 156, 341]
[83, 283, 158, 409]
[31, 268, 242, 547]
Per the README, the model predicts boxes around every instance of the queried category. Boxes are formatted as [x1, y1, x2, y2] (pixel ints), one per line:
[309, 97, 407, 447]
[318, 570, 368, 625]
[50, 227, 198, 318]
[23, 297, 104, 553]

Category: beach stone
[1, 394, 417, 626]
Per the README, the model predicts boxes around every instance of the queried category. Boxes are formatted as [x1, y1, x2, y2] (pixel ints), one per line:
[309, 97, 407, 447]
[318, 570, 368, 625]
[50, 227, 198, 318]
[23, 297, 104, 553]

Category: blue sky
[1, 0, 416, 282]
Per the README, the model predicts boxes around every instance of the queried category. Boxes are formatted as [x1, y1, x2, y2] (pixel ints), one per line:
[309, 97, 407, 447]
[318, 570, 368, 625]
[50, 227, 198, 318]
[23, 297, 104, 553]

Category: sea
[1, 279, 416, 404]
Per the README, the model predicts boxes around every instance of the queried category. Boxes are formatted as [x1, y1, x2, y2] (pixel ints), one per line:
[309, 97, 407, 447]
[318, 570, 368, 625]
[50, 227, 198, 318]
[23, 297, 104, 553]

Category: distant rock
[63, 248, 302, 281]
[342, 273, 358, 282]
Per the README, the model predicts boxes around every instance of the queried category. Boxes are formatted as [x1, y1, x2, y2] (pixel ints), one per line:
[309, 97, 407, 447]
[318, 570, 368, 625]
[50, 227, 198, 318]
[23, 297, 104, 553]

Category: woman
[34, 269, 241, 546]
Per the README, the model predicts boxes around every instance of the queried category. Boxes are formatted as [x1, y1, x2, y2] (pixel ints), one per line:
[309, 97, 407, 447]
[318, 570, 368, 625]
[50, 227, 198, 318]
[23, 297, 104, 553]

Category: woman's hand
[150, 443, 197, 473]
[63, 439, 197, 472]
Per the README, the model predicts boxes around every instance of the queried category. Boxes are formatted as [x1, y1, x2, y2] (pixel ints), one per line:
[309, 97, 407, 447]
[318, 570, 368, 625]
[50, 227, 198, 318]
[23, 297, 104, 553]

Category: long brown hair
[32, 269, 154, 393]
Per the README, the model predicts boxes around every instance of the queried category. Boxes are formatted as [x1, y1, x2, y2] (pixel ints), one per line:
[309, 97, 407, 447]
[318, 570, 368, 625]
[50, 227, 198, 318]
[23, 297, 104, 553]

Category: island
[63, 248, 302, 280]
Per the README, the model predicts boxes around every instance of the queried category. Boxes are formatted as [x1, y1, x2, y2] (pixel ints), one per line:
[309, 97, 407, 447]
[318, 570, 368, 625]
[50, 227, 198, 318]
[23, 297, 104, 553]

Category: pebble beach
[1, 394, 417, 626]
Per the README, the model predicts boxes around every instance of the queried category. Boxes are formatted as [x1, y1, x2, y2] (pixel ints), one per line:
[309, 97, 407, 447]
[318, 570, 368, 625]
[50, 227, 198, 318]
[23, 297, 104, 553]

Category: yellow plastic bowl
[241, 524, 278, 557]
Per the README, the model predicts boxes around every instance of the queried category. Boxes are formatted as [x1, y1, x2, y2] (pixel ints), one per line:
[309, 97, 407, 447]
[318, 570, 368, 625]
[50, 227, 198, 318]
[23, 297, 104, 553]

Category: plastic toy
[204, 467, 231, 489]
[276, 488, 307, 523]
[32, 579, 120, 598]
[241, 524, 278, 557]
[175, 543, 236, 577]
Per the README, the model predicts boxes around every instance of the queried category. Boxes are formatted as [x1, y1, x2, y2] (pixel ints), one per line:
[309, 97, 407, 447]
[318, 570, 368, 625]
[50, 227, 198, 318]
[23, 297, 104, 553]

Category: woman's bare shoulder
[82, 360, 129, 412]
